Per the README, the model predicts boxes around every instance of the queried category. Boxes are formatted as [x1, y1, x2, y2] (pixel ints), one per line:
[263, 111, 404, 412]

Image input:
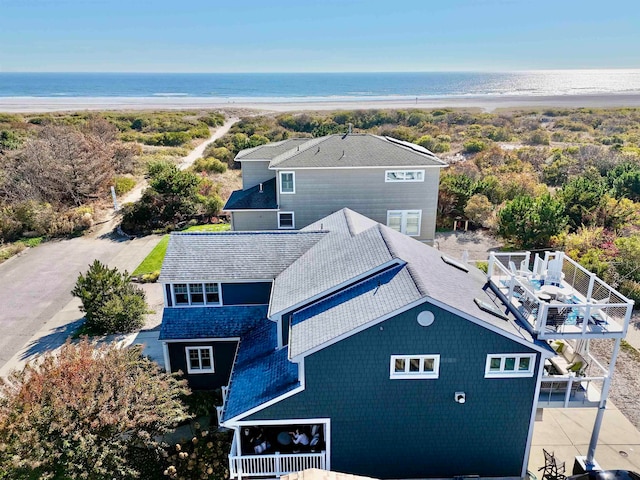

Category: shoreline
[3, 92, 640, 113]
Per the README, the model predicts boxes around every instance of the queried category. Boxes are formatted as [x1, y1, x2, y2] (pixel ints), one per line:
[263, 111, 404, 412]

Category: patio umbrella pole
[585, 337, 622, 469]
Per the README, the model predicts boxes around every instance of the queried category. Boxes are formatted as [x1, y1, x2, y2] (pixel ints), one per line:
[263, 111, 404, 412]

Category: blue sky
[1, 0, 638, 72]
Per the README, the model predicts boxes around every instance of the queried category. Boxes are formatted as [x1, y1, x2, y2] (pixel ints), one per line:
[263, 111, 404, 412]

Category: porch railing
[229, 432, 326, 479]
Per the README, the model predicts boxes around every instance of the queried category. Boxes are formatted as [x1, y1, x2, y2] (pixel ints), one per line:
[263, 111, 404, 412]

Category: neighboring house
[157, 208, 633, 479]
[223, 133, 447, 243]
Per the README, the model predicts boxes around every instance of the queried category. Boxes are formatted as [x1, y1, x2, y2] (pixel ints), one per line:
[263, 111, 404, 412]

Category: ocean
[1, 70, 640, 101]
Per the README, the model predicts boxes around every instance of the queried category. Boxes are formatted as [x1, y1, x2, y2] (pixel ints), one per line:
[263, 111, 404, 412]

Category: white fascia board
[426, 296, 554, 356]
[163, 337, 241, 343]
[269, 258, 404, 319]
[220, 384, 305, 425]
[224, 208, 279, 212]
[227, 417, 329, 427]
[169, 279, 274, 284]
[289, 296, 430, 362]
[268, 165, 446, 170]
[522, 355, 547, 478]
[236, 158, 272, 162]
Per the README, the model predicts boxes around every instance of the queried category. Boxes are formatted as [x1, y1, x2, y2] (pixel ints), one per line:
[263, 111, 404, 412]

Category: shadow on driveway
[20, 318, 85, 361]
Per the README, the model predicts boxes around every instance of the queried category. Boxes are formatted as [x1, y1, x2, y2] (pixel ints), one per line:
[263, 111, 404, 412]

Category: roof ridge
[378, 225, 429, 296]
[269, 135, 332, 167]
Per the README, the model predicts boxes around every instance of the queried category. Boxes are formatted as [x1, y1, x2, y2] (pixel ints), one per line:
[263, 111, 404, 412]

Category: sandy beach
[3, 92, 640, 113]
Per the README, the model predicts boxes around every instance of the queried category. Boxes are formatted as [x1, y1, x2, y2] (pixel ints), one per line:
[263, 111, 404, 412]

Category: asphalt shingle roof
[159, 305, 267, 340]
[236, 139, 311, 161]
[221, 319, 300, 422]
[223, 177, 277, 211]
[269, 134, 446, 169]
[289, 264, 422, 358]
[268, 212, 394, 316]
[159, 231, 326, 283]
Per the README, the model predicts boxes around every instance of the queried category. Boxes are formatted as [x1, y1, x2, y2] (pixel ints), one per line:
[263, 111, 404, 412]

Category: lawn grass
[132, 235, 169, 276]
[132, 224, 229, 276]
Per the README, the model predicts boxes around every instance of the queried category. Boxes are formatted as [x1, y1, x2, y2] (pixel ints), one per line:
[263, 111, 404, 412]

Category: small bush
[0, 242, 26, 262]
[463, 139, 487, 153]
[140, 270, 160, 283]
[191, 157, 227, 174]
[621, 280, 640, 308]
[114, 176, 137, 195]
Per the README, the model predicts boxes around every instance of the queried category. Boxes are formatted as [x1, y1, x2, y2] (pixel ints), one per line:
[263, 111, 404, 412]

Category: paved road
[0, 118, 239, 372]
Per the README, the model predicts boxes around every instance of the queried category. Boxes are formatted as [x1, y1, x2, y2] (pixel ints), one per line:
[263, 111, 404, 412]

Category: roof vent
[441, 254, 469, 272]
[348, 122, 352, 134]
[259, 183, 263, 193]
[317, 146, 320, 153]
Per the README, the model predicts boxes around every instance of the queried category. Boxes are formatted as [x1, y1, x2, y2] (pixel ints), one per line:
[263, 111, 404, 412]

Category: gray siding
[278, 168, 441, 242]
[168, 340, 237, 390]
[231, 211, 278, 231]
[245, 303, 539, 479]
[242, 161, 274, 190]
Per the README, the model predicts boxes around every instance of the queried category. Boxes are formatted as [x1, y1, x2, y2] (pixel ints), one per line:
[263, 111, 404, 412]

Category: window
[205, 283, 220, 304]
[278, 212, 295, 229]
[280, 171, 295, 194]
[387, 210, 422, 236]
[172, 283, 221, 306]
[385, 170, 425, 182]
[485, 354, 536, 378]
[189, 283, 204, 304]
[186, 347, 214, 374]
[174, 283, 189, 305]
[390, 354, 440, 379]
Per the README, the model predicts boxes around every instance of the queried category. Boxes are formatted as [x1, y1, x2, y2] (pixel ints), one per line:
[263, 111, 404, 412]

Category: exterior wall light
[455, 392, 466, 404]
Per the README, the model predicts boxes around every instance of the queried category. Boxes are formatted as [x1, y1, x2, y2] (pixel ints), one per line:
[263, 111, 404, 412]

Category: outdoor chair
[546, 308, 569, 330]
[538, 449, 566, 480]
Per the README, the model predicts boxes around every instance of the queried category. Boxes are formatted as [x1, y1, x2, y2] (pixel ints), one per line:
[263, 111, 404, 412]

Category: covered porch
[228, 422, 328, 480]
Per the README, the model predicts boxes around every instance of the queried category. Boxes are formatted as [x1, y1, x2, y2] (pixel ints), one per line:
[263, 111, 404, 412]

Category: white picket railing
[229, 450, 326, 479]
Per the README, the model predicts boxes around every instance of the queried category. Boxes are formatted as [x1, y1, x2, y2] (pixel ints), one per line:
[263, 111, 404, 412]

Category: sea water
[1, 70, 639, 100]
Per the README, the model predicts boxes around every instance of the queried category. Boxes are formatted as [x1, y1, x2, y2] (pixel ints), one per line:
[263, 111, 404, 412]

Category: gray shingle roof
[289, 264, 422, 358]
[159, 305, 267, 340]
[268, 211, 395, 316]
[223, 177, 277, 211]
[159, 231, 326, 283]
[268, 134, 446, 169]
[236, 138, 311, 161]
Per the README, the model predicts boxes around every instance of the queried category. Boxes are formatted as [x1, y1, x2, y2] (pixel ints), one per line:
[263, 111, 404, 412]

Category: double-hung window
[485, 354, 535, 378]
[279, 171, 295, 194]
[278, 212, 295, 229]
[387, 210, 421, 236]
[390, 354, 440, 379]
[172, 283, 221, 306]
[385, 170, 425, 182]
[186, 347, 214, 374]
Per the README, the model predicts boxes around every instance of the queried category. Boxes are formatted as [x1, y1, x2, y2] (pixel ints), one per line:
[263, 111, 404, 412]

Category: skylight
[441, 254, 469, 272]
[474, 298, 509, 321]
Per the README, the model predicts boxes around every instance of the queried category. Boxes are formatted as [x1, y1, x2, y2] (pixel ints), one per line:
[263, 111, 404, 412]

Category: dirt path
[92, 117, 238, 238]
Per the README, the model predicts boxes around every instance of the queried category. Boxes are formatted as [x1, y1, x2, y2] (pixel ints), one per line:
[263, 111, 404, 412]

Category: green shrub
[191, 157, 227, 174]
[72, 260, 148, 334]
[621, 280, 640, 308]
[463, 139, 487, 153]
[526, 129, 551, 146]
[475, 261, 488, 273]
[114, 176, 137, 195]
[140, 270, 160, 283]
[0, 243, 26, 262]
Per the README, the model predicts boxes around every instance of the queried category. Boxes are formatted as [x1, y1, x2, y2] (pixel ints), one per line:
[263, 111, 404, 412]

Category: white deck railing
[488, 251, 634, 339]
[229, 431, 326, 479]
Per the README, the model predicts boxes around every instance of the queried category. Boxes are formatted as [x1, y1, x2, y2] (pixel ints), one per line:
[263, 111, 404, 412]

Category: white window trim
[278, 211, 295, 229]
[386, 210, 422, 237]
[385, 170, 425, 182]
[172, 282, 222, 307]
[279, 171, 296, 194]
[485, 353, 536, 378]
[390, 354, 440, 379]
[186, 346, 214, 374]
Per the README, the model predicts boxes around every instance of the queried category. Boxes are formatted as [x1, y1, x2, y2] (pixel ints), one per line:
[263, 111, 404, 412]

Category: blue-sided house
[158, 209, 634, 480]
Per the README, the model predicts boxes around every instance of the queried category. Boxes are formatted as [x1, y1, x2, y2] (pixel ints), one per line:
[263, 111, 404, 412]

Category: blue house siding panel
[168, 340, 238, 390]
[222, 282, 272, 306]
[245, 303, 539, 479]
